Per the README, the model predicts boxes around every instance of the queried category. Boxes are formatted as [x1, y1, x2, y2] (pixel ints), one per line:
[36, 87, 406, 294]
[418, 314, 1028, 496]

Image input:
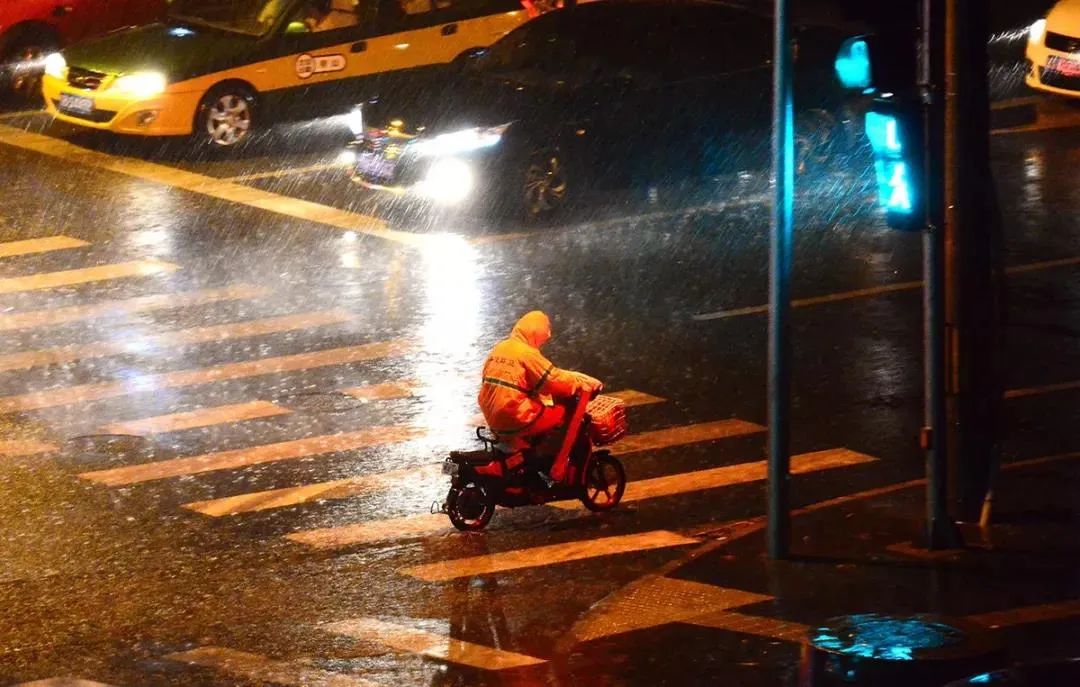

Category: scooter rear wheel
[581, 454, 626, 512]
[446, 482, 495, 531]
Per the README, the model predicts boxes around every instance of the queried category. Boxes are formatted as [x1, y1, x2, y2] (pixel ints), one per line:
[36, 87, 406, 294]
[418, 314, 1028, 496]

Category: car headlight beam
[111, 71, 167, 98]
[43, 52, 67, 79]
[418, 158, 475, 204]
[411, 124, 509, 157]
[1029, 18, 1047, 46]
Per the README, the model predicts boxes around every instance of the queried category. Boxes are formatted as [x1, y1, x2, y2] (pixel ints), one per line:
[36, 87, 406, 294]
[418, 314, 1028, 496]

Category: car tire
[194, 83, 257, 149]
[1, 33, 58, 101]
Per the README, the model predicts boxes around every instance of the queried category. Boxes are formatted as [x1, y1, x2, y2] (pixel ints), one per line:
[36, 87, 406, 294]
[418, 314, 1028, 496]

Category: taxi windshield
[168, 0, 293, 36]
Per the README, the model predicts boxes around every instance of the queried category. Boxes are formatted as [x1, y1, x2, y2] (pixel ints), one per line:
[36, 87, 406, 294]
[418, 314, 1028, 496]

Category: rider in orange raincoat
[478, 311, 601, 481]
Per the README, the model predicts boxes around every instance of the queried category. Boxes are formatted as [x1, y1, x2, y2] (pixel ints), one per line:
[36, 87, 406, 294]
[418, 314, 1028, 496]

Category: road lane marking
[339, 380, 417, 401]
[0, 439, 58, 457]
[204, 416, 760, 519]
[571, 576, 772, 643]
[184, 462, 441, 516]
[14, 680, 118, 687]
[326, 618, 546, 670]
[80, 425, 421, 486]
[285, 511, 449, 548]
[472, 195, 772, 245]
[166, 646, 379, 687]
[286, 444, 873, 549]
[400, 530, 699, 582]
[222, 162, 348, 182]
[609, 419, 765, 455]
[0, 340, 409, 414]
[0, 259, 178, 295]
[0, 310, 352, 372]
[101, 400, 291, 436]
[990, 96, 1043, 111]
[687, 611, 810, 641]
[967, 599, 1080, 629]
[1004, 254, 1080, 274]
[0, 125, 424, 247]
[992, 118, 1080, 135]
[1005, 379, 1080, 399]
[693, 281, 922, 321]
[605, 389, 666, 407]
[693, 254, 1080, 321]
[550, 448, 876, 510]
[0, 283, 267, 332]
[0, 110, 42, 121]
[0, 235, 88, 258]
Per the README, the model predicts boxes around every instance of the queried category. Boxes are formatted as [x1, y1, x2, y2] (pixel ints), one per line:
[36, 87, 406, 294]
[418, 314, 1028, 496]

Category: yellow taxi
[41, 0, 531, 146]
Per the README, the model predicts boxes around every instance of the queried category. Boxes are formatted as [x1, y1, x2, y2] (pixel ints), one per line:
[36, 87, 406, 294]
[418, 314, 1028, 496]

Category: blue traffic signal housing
[832, 33, 918, 96]
[834, 37, 872, 91]
[864, 100, 923, 231]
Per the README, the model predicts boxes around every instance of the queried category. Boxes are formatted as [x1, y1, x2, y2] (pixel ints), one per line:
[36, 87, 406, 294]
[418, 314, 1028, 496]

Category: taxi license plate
[1050, 55, 1080, 78]
[356, 150, 397, 181]
[58, 93, 94, 116]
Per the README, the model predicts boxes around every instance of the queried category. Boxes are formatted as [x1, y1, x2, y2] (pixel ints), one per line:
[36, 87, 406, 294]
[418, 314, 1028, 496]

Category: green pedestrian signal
[864, 101, 923, 231]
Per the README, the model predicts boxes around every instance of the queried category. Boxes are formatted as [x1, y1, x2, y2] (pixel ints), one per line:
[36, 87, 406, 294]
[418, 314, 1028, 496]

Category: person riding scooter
[478, 311, 602, 485]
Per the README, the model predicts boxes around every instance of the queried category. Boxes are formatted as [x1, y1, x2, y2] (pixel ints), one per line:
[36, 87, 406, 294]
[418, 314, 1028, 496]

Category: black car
[343, 0, 858, 219]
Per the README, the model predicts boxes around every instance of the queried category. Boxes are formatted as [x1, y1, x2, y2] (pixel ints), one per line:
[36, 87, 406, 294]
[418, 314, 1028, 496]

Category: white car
[1027, 0, 1080, 97]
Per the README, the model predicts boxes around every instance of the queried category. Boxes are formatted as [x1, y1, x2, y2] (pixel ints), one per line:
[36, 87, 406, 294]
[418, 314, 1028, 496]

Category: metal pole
[921, 0, 952, 549]
[767, 0, 794, 560]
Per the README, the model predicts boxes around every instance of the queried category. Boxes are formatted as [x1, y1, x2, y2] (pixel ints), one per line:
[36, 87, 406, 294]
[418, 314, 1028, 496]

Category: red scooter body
[440, 390, 627, 531]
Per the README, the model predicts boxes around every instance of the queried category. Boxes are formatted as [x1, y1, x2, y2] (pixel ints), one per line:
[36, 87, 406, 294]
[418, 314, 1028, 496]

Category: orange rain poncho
[478, 311, 595, 436]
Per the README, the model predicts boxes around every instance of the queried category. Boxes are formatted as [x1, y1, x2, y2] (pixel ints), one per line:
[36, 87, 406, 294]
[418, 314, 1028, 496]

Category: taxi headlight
[111, 71, 167, 98]
[43, 52, 67, 79]
[1029, 19, 1047, 46]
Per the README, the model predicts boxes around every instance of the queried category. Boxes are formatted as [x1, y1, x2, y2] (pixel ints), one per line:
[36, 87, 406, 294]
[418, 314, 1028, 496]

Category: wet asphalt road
[0, 85, 1077, 686]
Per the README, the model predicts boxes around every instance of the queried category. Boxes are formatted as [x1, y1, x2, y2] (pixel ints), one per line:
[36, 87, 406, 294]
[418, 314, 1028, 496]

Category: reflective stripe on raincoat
[478, 311, 580, 435]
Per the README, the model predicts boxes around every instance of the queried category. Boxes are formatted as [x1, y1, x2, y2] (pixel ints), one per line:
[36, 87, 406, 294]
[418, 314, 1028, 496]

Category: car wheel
[195, 84, 257, 148]
[1, 38, 57, 100]
[520, 150, 569, 221]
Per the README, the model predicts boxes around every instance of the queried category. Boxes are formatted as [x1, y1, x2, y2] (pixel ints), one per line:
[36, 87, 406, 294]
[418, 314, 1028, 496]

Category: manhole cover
[276, 392, 368, 414]
[801, 614, 1003, 687]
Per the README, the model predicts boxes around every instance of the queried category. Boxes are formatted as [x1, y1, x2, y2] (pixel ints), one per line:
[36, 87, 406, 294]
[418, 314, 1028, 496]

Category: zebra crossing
[0, 233, 884, 687]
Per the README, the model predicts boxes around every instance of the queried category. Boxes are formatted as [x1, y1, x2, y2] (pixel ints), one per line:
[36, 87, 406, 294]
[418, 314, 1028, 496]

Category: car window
[477, 12, 574, 74]
[284, 0, 364, 33]
[662, 8, 771, 78]
[170, 0, 288, 36]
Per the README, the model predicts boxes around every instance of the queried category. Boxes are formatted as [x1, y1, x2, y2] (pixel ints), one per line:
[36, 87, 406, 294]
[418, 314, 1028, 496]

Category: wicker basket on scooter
[586, 395, 628, 445]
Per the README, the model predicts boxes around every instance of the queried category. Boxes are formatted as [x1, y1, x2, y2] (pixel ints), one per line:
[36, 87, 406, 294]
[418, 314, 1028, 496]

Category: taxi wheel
[196, 84, 257, 148]
[1, 38, 56, 100]
[520, 151, 570, 222]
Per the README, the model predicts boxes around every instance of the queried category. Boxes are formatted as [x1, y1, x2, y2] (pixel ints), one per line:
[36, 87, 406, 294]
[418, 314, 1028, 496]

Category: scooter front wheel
[581, 454, 626, 512]
[446, 482, 495, 531]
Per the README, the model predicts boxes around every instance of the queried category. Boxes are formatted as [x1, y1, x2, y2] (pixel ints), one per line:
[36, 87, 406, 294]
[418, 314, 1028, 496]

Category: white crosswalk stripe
[284, 446, 877, 549]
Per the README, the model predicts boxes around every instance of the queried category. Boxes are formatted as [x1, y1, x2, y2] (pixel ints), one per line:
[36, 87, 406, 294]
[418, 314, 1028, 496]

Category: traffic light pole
[920, 0, 953, 549]
[767, 0, 794, 561]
